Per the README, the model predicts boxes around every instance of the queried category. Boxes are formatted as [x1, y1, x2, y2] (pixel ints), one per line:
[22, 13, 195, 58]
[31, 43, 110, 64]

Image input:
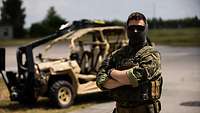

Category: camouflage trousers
[112, 101, 161, 113]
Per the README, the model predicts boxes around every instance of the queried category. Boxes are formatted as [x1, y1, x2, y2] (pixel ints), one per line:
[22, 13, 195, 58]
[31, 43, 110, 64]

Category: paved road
[158, 46, 200, 113]
[69, 46, 200, 113]
[2, 45, 200, 113]
[3, 44, 71, 71]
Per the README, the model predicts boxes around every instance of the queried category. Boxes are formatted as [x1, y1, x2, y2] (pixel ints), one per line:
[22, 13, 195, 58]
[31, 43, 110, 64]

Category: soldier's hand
[102, 58, 110, 69]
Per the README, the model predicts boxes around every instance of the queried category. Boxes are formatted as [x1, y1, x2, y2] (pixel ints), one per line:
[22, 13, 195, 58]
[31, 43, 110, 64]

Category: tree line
[0, 0, 200, 38]
[147, 17, 200, 29]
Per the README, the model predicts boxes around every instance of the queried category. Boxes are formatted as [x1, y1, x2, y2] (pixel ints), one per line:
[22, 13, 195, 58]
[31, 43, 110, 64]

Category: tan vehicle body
[35, 26, 128, 97]
[0, 20, 128, 108]
[0, 25, 128, 108]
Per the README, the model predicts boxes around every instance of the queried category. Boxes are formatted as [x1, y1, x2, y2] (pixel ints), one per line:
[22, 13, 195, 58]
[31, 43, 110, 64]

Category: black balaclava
[127, 12, 148, 49]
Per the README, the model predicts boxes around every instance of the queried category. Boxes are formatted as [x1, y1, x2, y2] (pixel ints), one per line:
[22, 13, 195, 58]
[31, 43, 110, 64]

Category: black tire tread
[49, 80, 75, 108]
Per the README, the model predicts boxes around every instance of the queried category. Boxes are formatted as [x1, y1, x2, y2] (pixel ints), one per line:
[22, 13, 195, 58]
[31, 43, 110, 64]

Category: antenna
[153, 2, 156, 19]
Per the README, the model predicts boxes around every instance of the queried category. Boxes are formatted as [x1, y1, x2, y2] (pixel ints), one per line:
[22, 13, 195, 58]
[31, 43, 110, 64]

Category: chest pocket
[150, 75, 163, 100]
[140, 72, 163, 101]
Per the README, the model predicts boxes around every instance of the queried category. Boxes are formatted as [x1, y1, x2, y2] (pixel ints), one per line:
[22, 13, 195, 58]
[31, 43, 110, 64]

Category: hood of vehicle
[37, 60, 80, 74]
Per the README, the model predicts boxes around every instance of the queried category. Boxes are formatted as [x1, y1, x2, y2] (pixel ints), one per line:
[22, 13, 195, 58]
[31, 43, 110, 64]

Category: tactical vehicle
[0, 19, 128, 108]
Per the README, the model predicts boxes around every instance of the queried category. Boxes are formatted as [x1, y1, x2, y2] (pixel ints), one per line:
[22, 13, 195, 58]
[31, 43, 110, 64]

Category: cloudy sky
[1, 0, 200, 28]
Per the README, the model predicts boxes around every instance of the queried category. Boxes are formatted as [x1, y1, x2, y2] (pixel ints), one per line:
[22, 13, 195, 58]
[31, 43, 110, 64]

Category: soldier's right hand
[102, 58, 111, 70]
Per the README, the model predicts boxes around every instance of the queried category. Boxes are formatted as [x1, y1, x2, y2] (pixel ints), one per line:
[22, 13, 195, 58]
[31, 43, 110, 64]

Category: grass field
[0, 27, 200, 47]
[149, 27, 200, 46]
[0, 38, 38, 47]
[0, 79, 112, 113]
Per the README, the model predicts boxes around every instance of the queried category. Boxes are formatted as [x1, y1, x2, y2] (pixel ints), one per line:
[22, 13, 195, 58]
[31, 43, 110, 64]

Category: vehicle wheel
[49, 80, 75, 108]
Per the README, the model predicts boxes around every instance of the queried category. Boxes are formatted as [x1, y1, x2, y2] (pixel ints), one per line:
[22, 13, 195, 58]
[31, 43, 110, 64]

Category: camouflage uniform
[96, 45, 162, 113]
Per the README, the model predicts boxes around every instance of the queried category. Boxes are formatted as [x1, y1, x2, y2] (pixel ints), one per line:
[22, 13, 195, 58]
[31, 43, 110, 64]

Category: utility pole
[153, 1, 157, 28]
[153, 2, 156, 19]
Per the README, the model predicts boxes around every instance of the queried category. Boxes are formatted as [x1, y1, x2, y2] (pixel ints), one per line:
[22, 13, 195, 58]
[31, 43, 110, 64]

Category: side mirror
[0, 48, 5, 71]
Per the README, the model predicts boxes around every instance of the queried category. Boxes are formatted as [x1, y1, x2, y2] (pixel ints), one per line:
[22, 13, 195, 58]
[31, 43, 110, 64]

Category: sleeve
[96, 56, 113, 90]
[126, 51, 161, 87]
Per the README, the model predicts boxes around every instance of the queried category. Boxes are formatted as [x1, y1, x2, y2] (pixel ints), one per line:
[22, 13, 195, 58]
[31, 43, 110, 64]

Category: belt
[116, 101, 161, 113]
[116, 101, 144, 108]
[116, 103, 149, 113]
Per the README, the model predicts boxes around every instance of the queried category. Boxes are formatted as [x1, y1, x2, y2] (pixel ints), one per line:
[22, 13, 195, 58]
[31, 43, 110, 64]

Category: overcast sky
[1, 0, 200, 28]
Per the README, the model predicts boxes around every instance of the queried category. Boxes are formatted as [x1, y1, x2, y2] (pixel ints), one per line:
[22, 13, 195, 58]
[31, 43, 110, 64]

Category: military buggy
[0, 20, 128, 108]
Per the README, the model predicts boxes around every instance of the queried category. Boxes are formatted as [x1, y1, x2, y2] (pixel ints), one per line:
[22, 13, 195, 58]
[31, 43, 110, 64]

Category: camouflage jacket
[96, 45, 161, 107]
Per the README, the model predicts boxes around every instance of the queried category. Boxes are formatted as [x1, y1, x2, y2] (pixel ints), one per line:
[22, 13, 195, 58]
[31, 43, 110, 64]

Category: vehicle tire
[49, 80, 75, 108]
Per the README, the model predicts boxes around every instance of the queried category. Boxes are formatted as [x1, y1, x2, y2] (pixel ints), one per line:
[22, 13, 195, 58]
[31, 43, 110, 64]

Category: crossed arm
[96, 51, 160, 90]
[103, 69, 130, 89]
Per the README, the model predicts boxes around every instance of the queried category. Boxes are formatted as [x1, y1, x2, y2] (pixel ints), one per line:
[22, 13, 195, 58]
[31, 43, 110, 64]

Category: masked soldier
[96, 12, 163, 113]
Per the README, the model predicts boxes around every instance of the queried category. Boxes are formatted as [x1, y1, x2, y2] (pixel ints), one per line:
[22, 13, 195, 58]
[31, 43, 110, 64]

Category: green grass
[1, 27, 200, 47]
[149, 27, 200, 46]
[0, 99, 92, 113]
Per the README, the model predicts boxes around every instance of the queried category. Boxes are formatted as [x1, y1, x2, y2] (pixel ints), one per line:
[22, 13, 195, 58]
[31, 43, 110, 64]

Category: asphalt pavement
[2, 45, 200, 113]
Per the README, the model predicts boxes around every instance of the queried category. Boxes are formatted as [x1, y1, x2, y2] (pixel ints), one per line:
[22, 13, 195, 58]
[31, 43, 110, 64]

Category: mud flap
[0, 48, 5, 71]
[0, 48, 8, 87]
[0, 48, 19, 101]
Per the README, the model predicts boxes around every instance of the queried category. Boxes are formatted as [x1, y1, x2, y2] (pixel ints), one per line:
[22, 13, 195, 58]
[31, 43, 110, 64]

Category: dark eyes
[128, 25, 145, 32]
